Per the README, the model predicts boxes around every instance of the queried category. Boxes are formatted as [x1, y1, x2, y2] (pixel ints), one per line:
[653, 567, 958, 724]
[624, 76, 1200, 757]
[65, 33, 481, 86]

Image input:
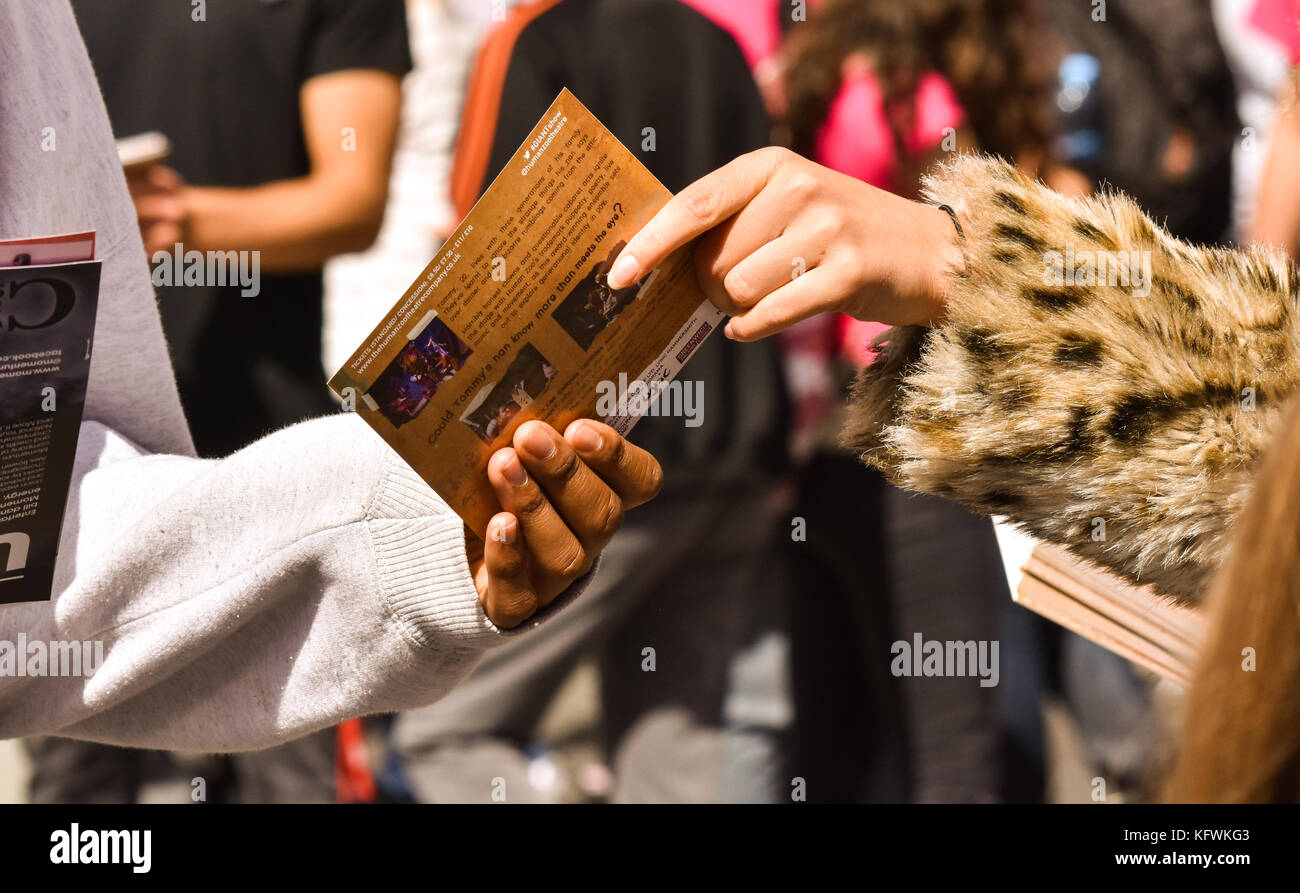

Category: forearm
[183, 177, 387, 272]
[0, 414, 518, 751]
[845, 154, 1300, 603]
[1249, 83, 1300, 256]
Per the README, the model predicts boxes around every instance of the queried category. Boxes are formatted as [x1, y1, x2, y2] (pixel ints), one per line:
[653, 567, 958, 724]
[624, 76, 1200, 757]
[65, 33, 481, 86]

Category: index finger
[605, 147, 786, 289]
[563, 419, 663, 509]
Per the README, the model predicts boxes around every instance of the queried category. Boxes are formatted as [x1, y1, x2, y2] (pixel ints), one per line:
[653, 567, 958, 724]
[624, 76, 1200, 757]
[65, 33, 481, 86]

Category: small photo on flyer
[368, 312, 473, 428]
[552, 240, 644, 350]
[459, 342, 557, 444]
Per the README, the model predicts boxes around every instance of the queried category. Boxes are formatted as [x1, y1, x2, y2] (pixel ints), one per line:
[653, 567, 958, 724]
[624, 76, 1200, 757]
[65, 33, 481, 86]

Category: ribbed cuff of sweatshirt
[367, 444, 596, 651]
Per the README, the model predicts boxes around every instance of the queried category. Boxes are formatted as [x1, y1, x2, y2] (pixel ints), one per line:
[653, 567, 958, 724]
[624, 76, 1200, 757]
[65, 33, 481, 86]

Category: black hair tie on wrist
[935, 203, 965, 241]
[934, 203, 970, 278]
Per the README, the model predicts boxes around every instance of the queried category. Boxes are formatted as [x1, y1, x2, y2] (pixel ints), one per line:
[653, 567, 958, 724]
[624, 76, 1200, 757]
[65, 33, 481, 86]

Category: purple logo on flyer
[675, 321, 713, 365]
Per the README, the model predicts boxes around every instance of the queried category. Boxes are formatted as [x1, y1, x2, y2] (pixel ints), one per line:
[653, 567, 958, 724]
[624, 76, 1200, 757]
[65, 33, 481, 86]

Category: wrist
[918, 202, 964, 325]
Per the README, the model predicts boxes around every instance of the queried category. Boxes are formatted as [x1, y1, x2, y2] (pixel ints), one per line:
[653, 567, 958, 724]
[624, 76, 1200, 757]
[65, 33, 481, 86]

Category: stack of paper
[1016, 544, 1207, 687]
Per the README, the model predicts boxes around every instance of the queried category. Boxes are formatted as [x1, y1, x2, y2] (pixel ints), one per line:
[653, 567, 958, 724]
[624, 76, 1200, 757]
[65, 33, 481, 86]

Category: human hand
[605, 147, 962, 340]
[127, 164, 190, 255]
[466, 419, 662, 628]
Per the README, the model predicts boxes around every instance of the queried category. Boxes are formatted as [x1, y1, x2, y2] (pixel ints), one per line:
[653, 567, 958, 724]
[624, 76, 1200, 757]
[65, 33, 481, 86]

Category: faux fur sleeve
[843, 154, 1300, 603]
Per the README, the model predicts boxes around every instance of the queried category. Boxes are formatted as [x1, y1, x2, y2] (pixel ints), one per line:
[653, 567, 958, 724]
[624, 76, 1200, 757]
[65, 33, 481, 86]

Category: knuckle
[549, 543, 588, 580]
[699, 262, 739, 313]
[549, 449, 583, 485]
[680, 184, 717, 225]
[492, 547, 528, 580]
[639, 227, 668, 264]
[834, 248, 871, 290]
[808, 211, 844, 244]
[642, 460, 665, 500]
[757, 145, 792, 169]
[607, 434, 628, 469]
[784, 170, 821, 202]
[699, 242, 727, 282]
[594, 493, 625, 541]
[710, 289, 742, 318]
[513, 486, 548, 519]
[492, 593, 538, 629]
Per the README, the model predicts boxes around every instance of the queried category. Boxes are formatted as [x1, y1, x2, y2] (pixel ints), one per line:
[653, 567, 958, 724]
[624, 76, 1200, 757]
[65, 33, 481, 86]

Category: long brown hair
[782, 0, 1054, 164]
[1164, 394, 1300, 802]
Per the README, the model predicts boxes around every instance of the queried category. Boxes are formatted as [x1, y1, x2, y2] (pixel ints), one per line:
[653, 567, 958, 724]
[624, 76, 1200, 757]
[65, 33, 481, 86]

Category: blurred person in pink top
[783, 0, 1088, 366]
[687, 0, 1080, 801]
[1248, 0, 1300, 255]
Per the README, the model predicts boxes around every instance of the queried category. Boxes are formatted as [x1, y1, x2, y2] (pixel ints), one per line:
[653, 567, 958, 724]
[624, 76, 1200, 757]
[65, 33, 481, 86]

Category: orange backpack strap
[450, 0, 566, 219]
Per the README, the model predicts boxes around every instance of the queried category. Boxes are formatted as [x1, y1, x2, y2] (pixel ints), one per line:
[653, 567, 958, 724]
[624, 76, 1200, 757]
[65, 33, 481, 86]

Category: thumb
[480, 513, 539, 629]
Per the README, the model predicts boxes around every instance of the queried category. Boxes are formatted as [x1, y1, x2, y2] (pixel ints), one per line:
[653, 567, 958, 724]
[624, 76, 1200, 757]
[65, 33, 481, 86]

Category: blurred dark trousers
[23, 729, 333, 804]
[786, 450, 1011, 802]
[392, 488, 785, 803]
[24, 736, 155, 803]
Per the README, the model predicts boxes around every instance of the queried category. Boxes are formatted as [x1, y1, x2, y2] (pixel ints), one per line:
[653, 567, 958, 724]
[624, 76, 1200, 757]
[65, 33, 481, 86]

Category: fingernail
[570, 422, 603, 452]
[607, 254, 639, 289]
[521, 422, 556, 460]
[502, 452, 528, 487]
[491, 517, 517, 545]
[723, 321, 737, 340]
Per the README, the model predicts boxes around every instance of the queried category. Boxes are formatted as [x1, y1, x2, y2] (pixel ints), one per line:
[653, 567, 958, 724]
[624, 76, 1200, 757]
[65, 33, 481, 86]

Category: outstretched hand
[606, 146, 962, 340]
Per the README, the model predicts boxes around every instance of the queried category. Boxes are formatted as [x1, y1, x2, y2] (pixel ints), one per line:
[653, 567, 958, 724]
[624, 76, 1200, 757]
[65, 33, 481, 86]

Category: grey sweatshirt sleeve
[0, 0, 588, 751]
[1, 414, 557, 751]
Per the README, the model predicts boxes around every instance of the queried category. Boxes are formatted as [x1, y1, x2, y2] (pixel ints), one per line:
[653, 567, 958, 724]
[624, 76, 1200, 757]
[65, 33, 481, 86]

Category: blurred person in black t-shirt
[25, 0, 410, 805]
[73, 0, 411, 457]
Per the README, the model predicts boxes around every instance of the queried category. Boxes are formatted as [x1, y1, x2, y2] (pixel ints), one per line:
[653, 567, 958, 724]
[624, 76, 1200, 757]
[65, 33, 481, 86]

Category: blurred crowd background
[4, 0, 1298, 804]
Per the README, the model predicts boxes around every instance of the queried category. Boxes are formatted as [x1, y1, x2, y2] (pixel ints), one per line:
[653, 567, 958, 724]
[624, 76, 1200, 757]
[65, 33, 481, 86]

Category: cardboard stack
[1016, 544, 1207, 687]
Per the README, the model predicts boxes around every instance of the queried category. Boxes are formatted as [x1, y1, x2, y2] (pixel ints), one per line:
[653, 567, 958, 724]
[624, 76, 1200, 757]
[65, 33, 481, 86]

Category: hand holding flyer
[330, 90, 721, 533]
